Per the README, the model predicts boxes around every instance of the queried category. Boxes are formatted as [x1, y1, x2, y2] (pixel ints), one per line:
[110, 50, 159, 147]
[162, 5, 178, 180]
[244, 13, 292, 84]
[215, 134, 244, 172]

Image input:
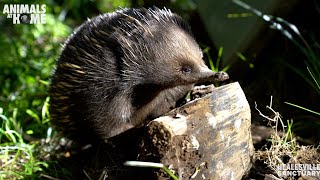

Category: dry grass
[254, 96, 320, 179]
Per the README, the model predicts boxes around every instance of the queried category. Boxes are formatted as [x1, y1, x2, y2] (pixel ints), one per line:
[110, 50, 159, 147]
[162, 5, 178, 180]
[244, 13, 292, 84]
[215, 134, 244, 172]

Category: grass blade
[284, 102, 320, 116]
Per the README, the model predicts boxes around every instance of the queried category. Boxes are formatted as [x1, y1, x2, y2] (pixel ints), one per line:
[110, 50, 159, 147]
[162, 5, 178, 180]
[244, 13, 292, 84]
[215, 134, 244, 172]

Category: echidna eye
[181, 66, 192, 73]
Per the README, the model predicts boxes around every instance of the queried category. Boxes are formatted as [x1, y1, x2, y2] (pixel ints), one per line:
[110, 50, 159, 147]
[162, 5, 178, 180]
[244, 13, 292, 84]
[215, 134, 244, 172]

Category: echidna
[49, 7, 228, 142]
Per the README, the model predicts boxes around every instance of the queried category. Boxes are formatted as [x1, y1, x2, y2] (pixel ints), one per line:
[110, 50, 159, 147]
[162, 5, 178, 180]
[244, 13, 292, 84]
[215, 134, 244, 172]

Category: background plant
[233, 0, 320, 115]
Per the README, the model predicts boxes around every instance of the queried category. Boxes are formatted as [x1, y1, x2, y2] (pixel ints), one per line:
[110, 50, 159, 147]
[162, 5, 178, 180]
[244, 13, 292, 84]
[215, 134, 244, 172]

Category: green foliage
[97, 0, 131, 12]
[0, 2, 70, 178]
[0, 14, 71, 138]
[204, 46, 254, 75]
[170, 0, 197, 12]
[0, 108, 49, 179]
[233, 0, 320, 122]
[203, 47, 230, 72]
[236, 52, 254, 69]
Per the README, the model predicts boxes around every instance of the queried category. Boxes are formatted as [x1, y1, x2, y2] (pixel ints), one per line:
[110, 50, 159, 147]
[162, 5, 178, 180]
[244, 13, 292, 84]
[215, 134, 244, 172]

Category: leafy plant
[203, 47, 230, 72]
[233, 0, 320, 116]
[0, 108, 49, 179]
[0, 14, 71, 138]
[0, 4, 70, 179]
